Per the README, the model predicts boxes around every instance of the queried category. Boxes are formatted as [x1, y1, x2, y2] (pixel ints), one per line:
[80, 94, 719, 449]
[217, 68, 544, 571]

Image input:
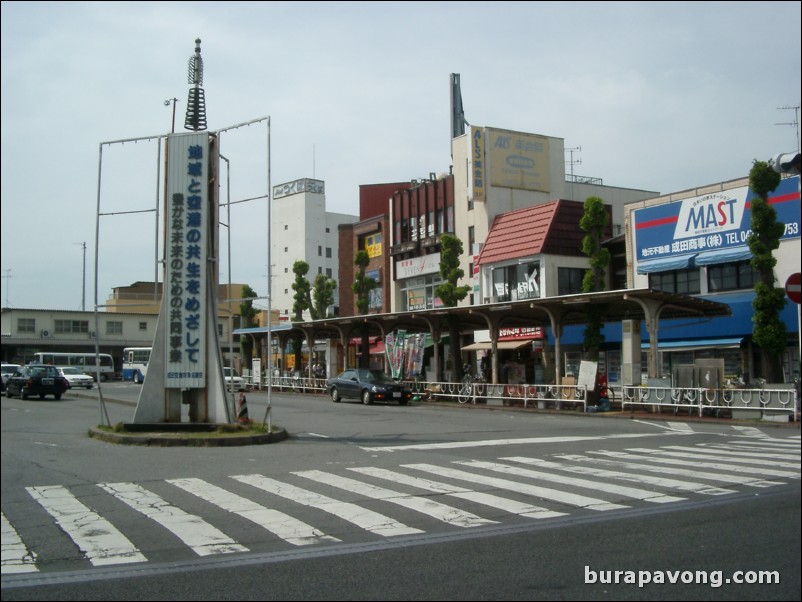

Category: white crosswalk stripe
[1, 512, 38, 573]
[3, 432, 798, 575]
[231, 473, 424, 537]
[166, 478, 341, 546]
[401, 463, 630, 511]
[348, 466, 568, 520]
[97, 482, 248, 556]
[294, 469, 498, 528]
[25, 485, 146, 566]
[499, 456, 736, 495]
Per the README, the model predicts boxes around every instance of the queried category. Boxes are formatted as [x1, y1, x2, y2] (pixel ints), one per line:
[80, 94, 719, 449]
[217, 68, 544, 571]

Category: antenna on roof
[565, 146, 582, 200]
[775, 104, 800, 154]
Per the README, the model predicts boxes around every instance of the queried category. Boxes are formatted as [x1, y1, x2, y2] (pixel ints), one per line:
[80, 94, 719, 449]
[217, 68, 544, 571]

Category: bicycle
[457, 372, 485, 404]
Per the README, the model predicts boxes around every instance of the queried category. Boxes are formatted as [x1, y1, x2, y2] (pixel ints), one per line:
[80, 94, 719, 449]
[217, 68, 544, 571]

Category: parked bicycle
[457, 365, 485, 404]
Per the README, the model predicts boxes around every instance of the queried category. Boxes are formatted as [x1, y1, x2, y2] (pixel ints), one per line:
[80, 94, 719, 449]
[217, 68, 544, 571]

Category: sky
[1, 1, 800, 313]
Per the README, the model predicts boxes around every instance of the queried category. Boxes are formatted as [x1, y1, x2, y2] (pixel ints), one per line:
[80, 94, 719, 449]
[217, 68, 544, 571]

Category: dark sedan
[5, 364, 69, 400]
[326, 368, 411, 405]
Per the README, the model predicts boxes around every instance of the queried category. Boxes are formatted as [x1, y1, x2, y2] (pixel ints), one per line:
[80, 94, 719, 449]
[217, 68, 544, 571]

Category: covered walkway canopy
[257, 288, 731, 384]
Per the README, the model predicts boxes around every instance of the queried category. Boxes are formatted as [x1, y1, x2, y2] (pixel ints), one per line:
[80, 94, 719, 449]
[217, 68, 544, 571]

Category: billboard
[487, 128, 551, 193]
[164, 133, 209, 388]
[633, 176, 800, 265]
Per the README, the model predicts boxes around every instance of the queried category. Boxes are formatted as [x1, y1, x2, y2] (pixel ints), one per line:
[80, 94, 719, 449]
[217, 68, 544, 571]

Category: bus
[31, 352, 115, 382]
[122, 347, 151, 384]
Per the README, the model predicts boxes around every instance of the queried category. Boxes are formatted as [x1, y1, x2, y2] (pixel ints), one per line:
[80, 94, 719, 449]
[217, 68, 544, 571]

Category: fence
[616, 384, 798, 419]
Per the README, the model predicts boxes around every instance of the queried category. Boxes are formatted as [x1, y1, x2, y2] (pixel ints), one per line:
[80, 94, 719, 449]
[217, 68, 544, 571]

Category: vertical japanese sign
[165, 133, 208, 388]
[386, 330, 406, 379]
[471, 126, 485, 202]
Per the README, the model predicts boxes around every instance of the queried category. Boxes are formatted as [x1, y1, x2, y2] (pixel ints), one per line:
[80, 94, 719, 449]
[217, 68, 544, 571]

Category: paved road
[2, 384, 800, 600]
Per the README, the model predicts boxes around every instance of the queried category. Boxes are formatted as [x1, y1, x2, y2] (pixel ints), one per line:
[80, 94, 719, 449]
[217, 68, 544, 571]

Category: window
[326, 247, 332, 258]
[318, 245, 322, 256]
[558, 268, 585, 296]
[284, 246, 288, 252]
[18, 318, 35, 333]
[139, 322, 147, 331]
[326, 268, 332, 278]
[106, 321, 123, 335]
[708, 261, 758, 292]
[649, 268, 700, 294]
[284, 225, 288, 230]
[54, 320, 89, 334]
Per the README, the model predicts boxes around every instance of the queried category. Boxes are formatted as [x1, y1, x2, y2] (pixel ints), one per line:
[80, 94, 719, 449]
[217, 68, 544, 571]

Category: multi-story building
[271, 178, 358, 320]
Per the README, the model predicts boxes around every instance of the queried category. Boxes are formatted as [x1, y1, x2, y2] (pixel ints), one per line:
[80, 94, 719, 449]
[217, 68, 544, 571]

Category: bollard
[236, 389, 250, 424]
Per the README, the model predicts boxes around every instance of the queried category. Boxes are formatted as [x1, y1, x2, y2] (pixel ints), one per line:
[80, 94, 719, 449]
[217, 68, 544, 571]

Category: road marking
[669, 445, 800, 462]
[294, 470, 497, 528]
[457, 460, 685, 503]
[504, 456, 735, 495]
[359, 430, 690, 452]
[232, 474, 423, 537]
[1, 512, 38, 574]
[575, 451, 785, 487]
[98, 482, 247, 556]
[403, 463, 628, 511]
[26, 485, 146, 566]
[167, 478, 340, 546]
[348, 466, 567, 520]
[627, 447, 801, 472]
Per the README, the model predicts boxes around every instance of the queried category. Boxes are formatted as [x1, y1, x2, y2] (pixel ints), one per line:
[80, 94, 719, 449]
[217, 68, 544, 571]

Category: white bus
[31, 352, 115, 381]
[122, 347, 151, 384]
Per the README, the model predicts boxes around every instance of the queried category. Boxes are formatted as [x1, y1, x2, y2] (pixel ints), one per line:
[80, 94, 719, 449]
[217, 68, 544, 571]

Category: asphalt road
[2, 383, 800, 600]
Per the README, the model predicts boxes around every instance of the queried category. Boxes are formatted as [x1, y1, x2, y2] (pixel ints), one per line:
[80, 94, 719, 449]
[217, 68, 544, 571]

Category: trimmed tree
[434, 233, 471, 381]
[579, 196, 611, 361]
[747, 160, 786, 383]
[352, 250, 376, 368]
[290, 261, 312, 374]
[238, 285, 259, 369]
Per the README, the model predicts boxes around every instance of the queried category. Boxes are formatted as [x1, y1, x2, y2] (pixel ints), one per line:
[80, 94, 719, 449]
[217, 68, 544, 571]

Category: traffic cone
[236, 390, 250, 424]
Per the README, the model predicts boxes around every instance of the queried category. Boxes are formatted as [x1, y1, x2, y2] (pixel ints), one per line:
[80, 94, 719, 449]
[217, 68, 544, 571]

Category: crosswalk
[2, 430, 799, 575]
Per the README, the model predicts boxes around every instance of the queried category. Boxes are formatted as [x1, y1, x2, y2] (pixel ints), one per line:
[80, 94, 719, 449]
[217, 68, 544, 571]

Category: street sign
[785, 272, 802, 304]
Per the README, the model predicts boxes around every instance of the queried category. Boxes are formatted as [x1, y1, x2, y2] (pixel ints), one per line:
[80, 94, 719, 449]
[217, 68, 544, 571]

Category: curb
[87, 425, 289, 447]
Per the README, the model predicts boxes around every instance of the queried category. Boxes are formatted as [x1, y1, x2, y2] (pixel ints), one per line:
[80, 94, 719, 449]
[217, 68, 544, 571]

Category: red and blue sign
[634, 176, 800, 263]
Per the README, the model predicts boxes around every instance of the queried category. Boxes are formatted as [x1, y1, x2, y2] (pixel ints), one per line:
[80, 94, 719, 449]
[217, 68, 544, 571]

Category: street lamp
[164, 98, 179, 133]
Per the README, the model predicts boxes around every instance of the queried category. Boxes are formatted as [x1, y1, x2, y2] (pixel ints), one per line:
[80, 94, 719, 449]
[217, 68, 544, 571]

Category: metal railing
[617, 384, 798, 418]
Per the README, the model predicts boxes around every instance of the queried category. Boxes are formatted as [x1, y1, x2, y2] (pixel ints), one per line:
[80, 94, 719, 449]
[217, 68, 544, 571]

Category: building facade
[271, 178, 358, 320]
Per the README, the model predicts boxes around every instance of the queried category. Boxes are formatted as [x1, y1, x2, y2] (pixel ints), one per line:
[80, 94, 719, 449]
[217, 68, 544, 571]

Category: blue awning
[694, 246, 752, 266]
[641, 337, 743, 352]
[637, 254, 696, 274]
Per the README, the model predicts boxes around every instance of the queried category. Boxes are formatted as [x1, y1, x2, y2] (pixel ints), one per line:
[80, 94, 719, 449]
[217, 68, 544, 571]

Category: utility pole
[164, 98, 179, 133]
[74, 242, 86, 311]
[2, 268, 11, 307]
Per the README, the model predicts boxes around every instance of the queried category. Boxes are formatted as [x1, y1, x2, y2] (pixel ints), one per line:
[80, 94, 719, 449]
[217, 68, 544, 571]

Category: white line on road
[98, 482, 248, 557]
[1, 512, 39, 573]
[26, 485, 146, 566]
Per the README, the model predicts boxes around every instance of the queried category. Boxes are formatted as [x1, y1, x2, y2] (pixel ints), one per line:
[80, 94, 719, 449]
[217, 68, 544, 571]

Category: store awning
[641, 337, 744, 352]
[637, 254, 696, 274]
[461, 340, 532, 351]
[694, 246, 752, 266]
[233, 323, 293, 335]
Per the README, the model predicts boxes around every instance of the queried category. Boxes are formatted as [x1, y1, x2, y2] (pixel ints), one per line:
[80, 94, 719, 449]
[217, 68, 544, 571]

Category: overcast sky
[2, 1, 800, 313]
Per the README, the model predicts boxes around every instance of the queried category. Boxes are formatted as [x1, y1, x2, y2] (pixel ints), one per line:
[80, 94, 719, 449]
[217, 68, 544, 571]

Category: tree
[747, 160, 786, 382]
[310, 273, 337, 320]
[351, 250, 376, 368]
[434, 233, 471, 380]
[579, 196, 611, 361]
[290, 261, 312, 374]
[238, 285, 259, 369]
[291, 260, 312, 321]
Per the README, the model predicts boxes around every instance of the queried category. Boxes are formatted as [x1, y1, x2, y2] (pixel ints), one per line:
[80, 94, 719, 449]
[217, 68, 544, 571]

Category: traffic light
[768, 152, 801, 175]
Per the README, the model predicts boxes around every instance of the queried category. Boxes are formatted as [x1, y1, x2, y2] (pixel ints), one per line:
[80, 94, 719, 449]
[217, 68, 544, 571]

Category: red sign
[785, 272, 802, 304]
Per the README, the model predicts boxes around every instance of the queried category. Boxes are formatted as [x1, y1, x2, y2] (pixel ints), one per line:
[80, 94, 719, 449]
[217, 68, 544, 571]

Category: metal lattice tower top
[184, 38, 207, 131]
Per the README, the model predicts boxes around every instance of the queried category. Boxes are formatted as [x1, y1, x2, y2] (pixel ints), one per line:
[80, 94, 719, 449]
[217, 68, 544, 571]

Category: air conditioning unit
[41, 329, 51, 338]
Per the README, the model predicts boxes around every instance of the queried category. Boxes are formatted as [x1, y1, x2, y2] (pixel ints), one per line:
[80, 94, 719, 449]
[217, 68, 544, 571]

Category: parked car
[326, 368, 411, 405]
[5, 364, 69, 400]
[1, 363, 21, 392]
[58, 366, 95, 389]
[224, 367, 245, 390]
